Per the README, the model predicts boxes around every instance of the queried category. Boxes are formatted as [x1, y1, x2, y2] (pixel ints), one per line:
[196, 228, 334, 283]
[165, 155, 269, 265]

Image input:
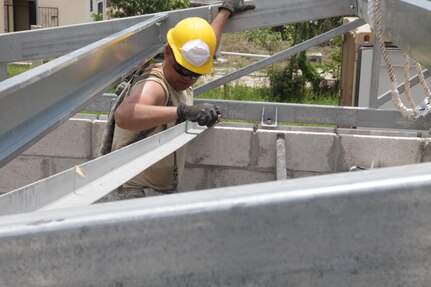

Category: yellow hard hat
[167, 17, 216, 75]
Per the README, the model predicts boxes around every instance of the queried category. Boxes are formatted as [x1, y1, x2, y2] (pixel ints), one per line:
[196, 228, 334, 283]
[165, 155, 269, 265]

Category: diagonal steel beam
[377, 69, 431, 107]
[194, 18, 366, 95]
[0, 122, 205, 215]
[0, 14, 167, 168]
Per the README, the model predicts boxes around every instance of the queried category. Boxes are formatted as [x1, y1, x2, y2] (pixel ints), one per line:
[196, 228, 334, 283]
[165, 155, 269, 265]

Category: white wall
[38, 0, 91, 25]
[0, 0, 4, 33]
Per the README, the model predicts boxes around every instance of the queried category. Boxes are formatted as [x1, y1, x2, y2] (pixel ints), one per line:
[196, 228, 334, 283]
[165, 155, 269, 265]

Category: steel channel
[194, 99, 431, 130]
[357, 0, 431, 70]
[0, 122, 205, 215]
[0, 14, 167, 168]
[368, 39, 382, 108]
[194, 18, 366, 95]
[0, 0, 357, 63]
[1, 162, 431, 286]
[377, 69, 431, 107]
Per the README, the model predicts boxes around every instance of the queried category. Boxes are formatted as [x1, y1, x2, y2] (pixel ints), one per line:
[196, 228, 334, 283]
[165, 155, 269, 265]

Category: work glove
[177, 103, 222, 128]
[219, 0, 255, 18]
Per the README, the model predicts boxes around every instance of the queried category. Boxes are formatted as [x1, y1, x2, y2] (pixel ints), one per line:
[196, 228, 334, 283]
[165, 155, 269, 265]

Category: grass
[7, 63, 32, 78]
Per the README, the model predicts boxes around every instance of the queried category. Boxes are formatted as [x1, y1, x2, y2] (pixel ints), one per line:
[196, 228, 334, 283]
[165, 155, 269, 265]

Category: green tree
[109, 0, 190, 17]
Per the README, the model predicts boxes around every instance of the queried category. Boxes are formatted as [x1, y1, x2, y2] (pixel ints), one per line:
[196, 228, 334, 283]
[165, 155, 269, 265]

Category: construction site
[0, 0, 431, 286]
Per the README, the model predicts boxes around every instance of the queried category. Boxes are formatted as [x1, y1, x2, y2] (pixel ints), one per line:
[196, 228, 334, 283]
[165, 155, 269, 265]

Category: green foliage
[262, 18, 343, 102]
[7, 63, 32, 78]
[196, 84, 272, 102]
[243, 28, 282, 54]
[109, 0, 190, 17]
[91, 13, 104, 21]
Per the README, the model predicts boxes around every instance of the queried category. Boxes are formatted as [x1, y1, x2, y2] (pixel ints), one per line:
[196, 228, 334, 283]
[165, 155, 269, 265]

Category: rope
[373, 0, 418, 120]
[402, 54, 417, 109]
[414, 60, 431, 100]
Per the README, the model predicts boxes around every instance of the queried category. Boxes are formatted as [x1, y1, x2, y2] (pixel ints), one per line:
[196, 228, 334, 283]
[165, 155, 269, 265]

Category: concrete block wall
[183, 123, 431, 191]
[1, 116, 430, 194]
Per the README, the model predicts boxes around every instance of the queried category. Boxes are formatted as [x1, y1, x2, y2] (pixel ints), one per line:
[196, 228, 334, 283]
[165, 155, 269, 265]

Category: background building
[2, 0, 108, 33]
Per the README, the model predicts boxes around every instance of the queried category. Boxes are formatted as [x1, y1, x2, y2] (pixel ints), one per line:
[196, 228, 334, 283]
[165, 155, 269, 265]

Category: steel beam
[1, 162, 431, 286]
[357, 0, 431, 70]
[377, 69, 431, 107]
[194, 18, 366, 95]
[0, 0, 357, 63]
[0, 122, 205, 215]
[0, 14, 167, 168]
[194, 99, 431, 130]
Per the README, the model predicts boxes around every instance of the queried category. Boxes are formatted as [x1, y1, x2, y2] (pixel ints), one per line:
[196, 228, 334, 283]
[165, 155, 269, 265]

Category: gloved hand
[219, 0, 255, 18]
[177, 103, 222, 127]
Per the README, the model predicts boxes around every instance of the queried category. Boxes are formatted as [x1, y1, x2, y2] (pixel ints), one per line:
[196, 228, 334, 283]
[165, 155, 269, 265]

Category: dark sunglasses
[172, 54, 202, 80]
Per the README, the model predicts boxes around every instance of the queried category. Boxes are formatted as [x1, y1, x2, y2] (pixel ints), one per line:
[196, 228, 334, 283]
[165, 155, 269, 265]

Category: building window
[97, 2, 103, 14]
[90, 0, 93, 12]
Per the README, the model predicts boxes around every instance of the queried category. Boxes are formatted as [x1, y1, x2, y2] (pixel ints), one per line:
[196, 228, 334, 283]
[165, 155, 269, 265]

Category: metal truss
[0, 0, 431, 285]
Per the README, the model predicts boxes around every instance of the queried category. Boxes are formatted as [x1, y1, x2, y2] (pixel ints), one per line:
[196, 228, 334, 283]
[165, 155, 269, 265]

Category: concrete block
[289, 170, 328, 179]
[92, 120, 107, 159]
[421, 140, 431, 162]
[180, 167, 210, 192]
[186, 126, 252, 167]
[23, 118, 92, 158]
[257, 130, 337, 173]
[211, 167, 274, 188]
[0, 156, 48, 194]
[181, 166, 274, 191]
[337, 135, 425, 171]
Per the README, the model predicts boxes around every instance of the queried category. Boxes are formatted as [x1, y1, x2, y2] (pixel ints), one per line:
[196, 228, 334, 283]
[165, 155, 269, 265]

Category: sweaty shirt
[111, 63, 193, 191]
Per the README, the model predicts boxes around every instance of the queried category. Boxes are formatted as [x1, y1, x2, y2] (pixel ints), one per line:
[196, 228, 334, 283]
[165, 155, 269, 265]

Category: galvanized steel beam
[194, 18, 366, 95]
[0, 122, 205, 215]
[0, 0, 357, 63]
[377, 69, 431, 107]
[1, 162, 431, 286]
[0, 14, 167, 168]
[357, 0, 431, 70]
[195, 99, 431, 130]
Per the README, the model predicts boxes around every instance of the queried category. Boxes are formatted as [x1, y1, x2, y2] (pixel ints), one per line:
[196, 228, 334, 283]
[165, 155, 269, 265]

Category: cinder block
[23, 118, 92, 158]
[256, 130, 337, 173]
[421, 140, 431, 162]
[92, 120, 107, 159]
[337, 135, 425, 171]
[186, 126, 252, 167]
[180, 167, 210, 192]
[0, 156, 48, 194]
[211, 167, 274, 188]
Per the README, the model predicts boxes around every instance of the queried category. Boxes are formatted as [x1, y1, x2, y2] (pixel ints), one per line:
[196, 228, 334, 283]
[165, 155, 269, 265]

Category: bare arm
[211, 9, 231, 52]
[114, 80, 177, 131]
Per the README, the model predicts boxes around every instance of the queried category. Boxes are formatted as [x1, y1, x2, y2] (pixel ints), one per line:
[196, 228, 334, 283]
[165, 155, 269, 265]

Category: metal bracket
[415, 98, 431, 118]
[261, 107, 278, 128]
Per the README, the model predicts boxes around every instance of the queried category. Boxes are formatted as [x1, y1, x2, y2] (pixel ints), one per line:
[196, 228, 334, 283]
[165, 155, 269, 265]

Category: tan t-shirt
[111, 63, 193, 191]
